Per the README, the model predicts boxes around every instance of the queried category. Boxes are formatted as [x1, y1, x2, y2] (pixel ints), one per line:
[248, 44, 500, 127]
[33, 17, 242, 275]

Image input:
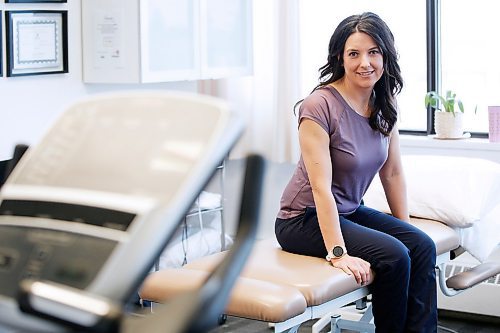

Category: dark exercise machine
[0, 91, 263, 333]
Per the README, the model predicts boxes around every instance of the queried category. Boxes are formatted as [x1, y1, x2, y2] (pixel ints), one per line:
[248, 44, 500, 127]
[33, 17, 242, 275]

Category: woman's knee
[412, 231, 437, 269]
[376, 241, 411, 277]
[414, 231, 437, 258]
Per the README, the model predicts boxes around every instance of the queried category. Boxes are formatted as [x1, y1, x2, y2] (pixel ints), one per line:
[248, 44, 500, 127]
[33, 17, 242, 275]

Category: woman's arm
[299, 119, 343, 250]
[299, 119, 371, 284]
[378, 127, 410, 222]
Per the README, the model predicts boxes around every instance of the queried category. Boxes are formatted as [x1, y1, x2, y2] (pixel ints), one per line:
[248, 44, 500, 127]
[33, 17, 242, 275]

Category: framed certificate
[5, 1, 67, 3]
[5, 11, 68, 77]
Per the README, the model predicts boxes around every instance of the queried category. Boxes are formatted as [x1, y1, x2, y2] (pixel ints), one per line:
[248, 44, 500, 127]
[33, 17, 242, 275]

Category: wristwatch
[326, 245, 347, 261]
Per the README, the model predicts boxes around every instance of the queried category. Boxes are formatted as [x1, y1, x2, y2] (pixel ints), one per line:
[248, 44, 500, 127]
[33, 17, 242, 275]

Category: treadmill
[0, 91, 264, 332]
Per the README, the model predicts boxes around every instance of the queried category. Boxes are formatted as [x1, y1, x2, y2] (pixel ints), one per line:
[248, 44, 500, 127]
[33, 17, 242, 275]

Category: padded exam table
[140, 212, 500, 332]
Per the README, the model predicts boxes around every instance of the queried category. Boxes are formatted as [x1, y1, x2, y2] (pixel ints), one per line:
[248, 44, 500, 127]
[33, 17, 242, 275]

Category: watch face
[333, 246, 344, 257]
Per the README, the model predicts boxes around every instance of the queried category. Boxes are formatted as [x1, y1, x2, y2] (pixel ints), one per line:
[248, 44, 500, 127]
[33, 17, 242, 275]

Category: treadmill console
[0, 223, 116, 297]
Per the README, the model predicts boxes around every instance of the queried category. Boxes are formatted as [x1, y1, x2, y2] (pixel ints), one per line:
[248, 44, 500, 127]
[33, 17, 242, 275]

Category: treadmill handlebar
[18, 279, 122, 332]
[122, 154, 266, 333]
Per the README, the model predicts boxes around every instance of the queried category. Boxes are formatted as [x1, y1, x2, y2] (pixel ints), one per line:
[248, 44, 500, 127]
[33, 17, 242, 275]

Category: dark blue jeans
[275, 205, 437, 333]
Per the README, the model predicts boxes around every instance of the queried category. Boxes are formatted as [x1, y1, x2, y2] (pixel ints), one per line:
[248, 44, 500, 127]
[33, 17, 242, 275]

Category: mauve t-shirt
[277, 85, 390, 219]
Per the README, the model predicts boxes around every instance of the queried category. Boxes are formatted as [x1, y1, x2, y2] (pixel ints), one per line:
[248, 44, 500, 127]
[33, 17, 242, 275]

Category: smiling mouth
[357, 71, 374, 77]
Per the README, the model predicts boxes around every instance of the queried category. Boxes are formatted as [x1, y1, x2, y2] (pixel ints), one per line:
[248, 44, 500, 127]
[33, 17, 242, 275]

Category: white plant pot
[434, 111, 464, 139]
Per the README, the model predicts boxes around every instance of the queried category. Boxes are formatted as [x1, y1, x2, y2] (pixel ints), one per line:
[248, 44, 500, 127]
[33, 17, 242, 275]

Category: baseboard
[438, 309, 500, 325]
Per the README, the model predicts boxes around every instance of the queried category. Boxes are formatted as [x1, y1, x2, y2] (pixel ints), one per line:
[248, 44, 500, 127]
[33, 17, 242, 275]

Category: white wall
[0, 0, 197, 160]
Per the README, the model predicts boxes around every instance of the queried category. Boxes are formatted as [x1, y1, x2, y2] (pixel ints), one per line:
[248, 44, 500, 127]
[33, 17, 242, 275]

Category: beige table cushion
[139, 268, 307, 323]
[140, 217, 460, 322]
[185, 217, 459, 307]
[184, 239, 373, 307]
[409, 217, 460, 255]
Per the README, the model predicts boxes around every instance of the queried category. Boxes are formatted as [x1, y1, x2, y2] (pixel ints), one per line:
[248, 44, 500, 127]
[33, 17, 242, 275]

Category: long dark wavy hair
[296, 12, 403, 136]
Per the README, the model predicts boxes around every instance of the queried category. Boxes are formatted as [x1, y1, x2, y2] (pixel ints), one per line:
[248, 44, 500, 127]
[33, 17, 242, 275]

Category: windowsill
[400, 134, 500, 152]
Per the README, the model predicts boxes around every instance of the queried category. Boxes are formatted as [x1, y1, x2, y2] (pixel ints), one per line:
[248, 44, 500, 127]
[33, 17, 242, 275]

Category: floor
[209, 313, 500, 333]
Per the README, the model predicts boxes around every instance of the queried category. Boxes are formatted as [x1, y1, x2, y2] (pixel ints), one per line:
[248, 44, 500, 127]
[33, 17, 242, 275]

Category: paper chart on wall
[92, 9, 124, 69]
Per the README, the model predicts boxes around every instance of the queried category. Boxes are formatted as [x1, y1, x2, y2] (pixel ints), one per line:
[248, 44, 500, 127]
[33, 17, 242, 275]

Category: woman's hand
[330, 255, 371, 285]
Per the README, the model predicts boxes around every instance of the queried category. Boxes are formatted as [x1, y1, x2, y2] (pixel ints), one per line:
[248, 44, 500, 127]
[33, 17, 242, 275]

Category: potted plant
[424, 90, 469, 139]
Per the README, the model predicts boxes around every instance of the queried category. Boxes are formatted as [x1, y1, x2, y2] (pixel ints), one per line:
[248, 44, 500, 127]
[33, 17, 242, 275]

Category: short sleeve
[298, 89, 336, 135]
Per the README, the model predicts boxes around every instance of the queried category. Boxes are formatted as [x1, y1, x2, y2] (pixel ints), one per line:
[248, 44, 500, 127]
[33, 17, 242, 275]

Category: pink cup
[488, 106, 500, 142]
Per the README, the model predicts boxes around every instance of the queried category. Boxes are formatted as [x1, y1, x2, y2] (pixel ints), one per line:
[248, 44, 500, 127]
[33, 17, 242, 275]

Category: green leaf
[424, 89, 471, 114]
[457, 100, 464, 113]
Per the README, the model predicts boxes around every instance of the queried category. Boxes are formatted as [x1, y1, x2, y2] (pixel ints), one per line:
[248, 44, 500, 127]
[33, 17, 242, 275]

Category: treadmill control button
[0, 250, 17, 271]
[0, 254, 13, 270]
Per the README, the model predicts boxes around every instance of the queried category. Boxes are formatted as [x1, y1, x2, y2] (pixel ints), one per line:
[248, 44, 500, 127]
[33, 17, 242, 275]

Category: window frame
[399, 0, 487, 138]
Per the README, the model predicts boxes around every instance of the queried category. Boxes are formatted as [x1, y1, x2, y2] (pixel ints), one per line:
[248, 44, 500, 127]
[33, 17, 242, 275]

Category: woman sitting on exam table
[275, 12, 437, 333]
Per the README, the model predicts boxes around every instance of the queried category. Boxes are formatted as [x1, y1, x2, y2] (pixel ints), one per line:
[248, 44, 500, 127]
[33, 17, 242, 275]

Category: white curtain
[200, 0, 301, 163]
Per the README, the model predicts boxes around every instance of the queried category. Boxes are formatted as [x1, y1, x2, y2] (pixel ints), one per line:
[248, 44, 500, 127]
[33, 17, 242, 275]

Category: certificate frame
[5, 10, 68, 77]
[5, 1, 67, 3]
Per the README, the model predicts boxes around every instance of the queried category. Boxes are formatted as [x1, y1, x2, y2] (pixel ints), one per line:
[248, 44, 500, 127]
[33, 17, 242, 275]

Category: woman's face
[342, 32, 384, 90]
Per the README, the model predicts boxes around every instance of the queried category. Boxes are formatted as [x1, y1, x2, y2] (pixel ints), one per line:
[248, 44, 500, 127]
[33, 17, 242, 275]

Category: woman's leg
[275, 207, 328, 257]
[348, 205, 438, 333]
[275, 207, 413, 332]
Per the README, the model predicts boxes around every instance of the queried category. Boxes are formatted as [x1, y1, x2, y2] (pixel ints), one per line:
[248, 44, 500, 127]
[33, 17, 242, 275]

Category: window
[299, 0, 494, 135]
[299, 1, 427, 131]
[441, 0, 498, 134]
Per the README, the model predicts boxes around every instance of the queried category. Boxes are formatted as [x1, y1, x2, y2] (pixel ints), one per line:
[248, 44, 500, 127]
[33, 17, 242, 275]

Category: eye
[348, 51, 358, 57]
[370, 49, 381, 55]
